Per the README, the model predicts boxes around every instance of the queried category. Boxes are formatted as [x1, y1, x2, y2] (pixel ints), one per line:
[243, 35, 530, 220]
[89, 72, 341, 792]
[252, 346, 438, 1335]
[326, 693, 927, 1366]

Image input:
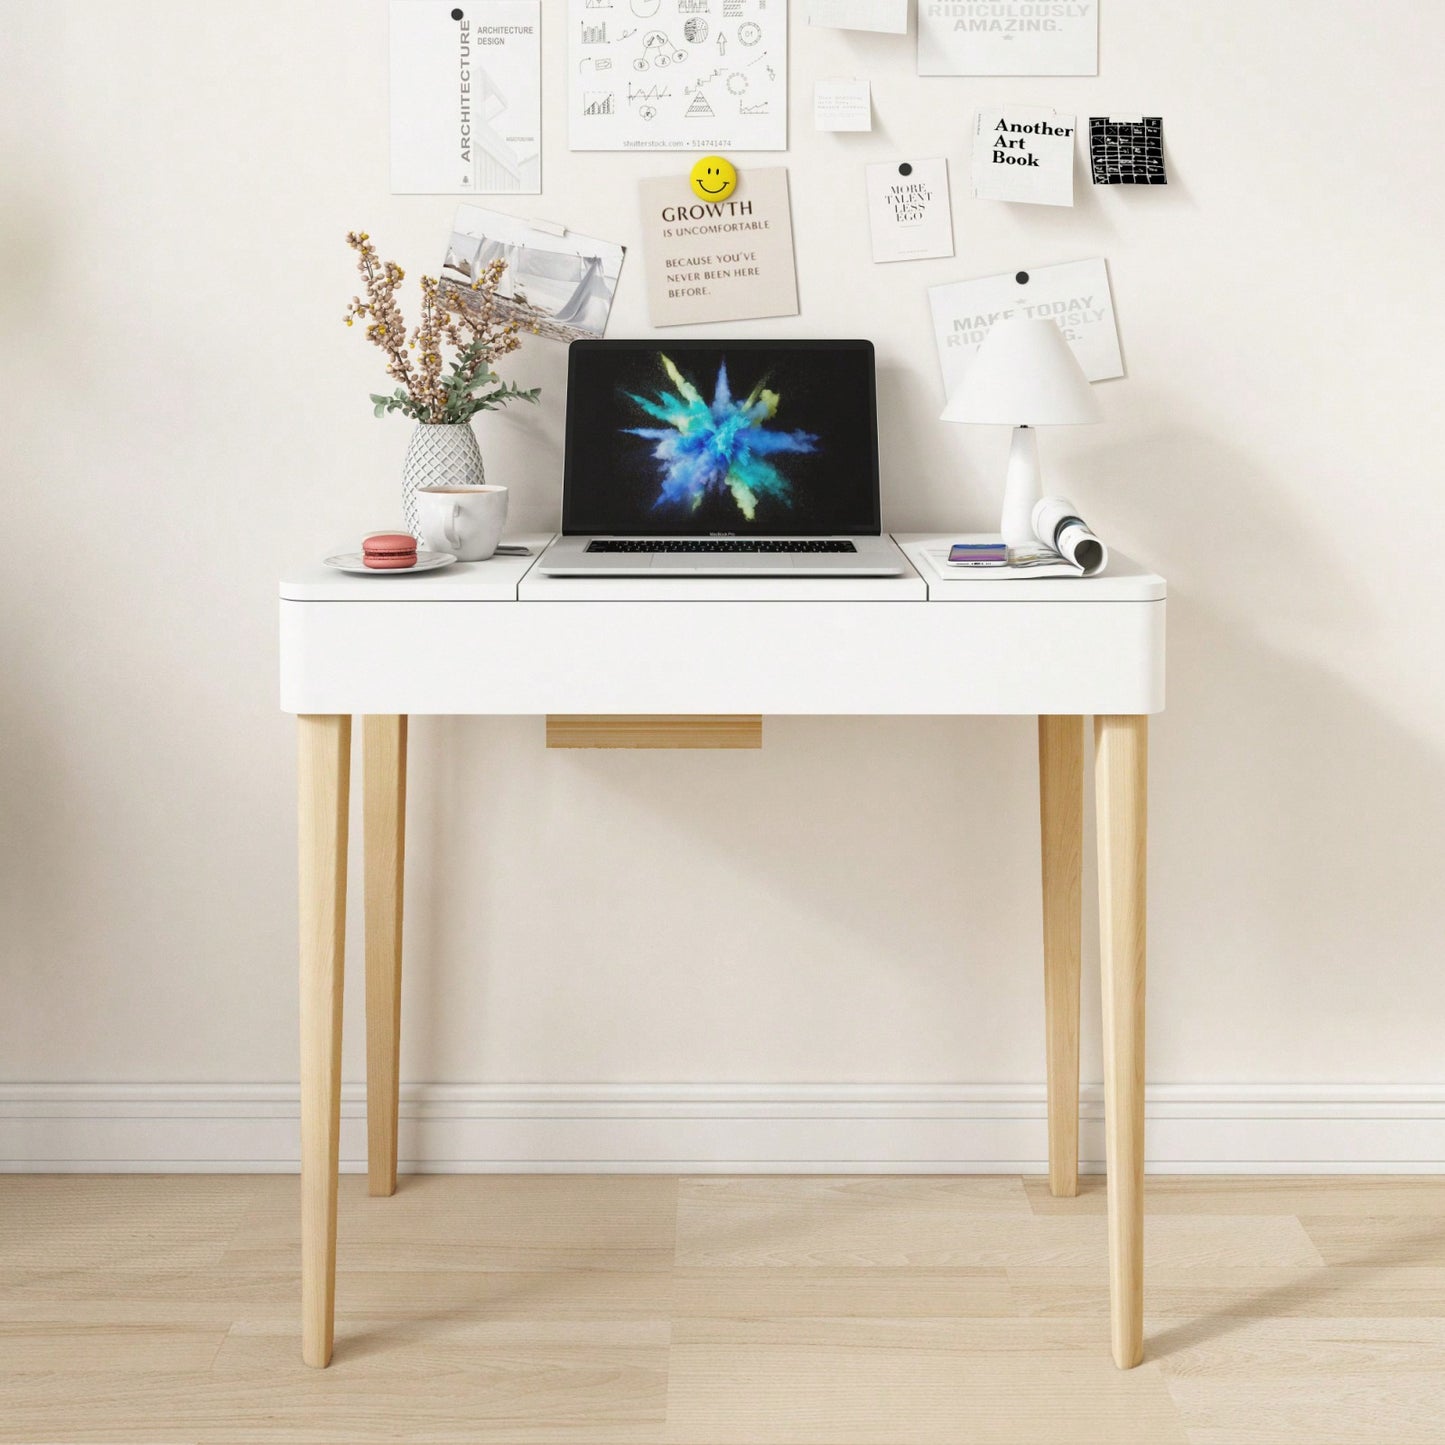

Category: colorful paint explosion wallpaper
[623, 355, 818, 523]
[563, 344, 878, 536]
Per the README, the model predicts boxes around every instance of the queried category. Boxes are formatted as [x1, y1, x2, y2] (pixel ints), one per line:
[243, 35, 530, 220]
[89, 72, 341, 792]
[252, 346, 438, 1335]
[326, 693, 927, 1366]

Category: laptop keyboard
[586, 539, 858, 554]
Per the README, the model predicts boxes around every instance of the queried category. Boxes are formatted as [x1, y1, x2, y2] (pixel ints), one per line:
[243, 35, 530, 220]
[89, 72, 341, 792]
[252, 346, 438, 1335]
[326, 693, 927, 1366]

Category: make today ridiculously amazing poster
[918, 0, 1099, 77]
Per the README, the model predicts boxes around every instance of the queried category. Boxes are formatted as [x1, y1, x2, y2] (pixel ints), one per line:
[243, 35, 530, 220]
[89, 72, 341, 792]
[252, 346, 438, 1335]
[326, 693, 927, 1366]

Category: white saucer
[323, 549, 457, 575]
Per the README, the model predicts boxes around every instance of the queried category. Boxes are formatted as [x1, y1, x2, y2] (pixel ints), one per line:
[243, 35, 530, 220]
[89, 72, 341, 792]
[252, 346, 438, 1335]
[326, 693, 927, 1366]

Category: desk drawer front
[280, 600, 1164, 715]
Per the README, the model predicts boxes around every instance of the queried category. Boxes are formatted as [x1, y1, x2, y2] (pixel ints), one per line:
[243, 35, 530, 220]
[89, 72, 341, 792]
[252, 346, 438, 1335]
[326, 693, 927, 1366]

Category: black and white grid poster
[1091, 116, 1167, 184]
[928, 258, 1123, 399]
[918, 0, 1098, 77]
[568, 0, 787, 151]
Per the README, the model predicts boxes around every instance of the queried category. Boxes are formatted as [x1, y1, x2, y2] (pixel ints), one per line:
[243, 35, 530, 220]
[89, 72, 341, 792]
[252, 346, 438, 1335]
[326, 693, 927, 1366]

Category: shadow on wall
[403, 713, 1044, 1080]
[389, 416, 1445, 1084]
[1104, 419, 1445, 1072]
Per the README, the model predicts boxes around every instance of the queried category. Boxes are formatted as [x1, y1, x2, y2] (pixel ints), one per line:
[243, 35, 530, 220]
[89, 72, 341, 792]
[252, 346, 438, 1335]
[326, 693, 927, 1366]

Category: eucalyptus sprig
[345, 230, 539, 424]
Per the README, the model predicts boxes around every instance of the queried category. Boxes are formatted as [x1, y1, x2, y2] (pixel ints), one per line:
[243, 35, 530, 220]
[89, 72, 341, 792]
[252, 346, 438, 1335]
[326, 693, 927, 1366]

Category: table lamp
[941, 317, 1102, 548]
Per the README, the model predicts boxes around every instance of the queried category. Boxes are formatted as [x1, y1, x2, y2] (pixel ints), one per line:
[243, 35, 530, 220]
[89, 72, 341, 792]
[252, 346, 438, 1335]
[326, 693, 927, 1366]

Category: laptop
[536, 338, 906, 576]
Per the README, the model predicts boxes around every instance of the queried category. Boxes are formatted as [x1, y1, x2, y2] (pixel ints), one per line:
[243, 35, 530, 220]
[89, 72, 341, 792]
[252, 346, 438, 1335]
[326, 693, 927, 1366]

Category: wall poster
[569, 0, 787, 151]
[815, 79, 872, 132]
[928, 258, 1122, 398]
[971, 106, 1076, 205]
[390, 0, 542, 194]
[1090, 116, 1167, 184]
[808, 0, 908, 33]
[441, 205, 625, 342]
[865, 159, 955, 264]
[637, 167, 799, 326]
[918, 0, 1098, 77]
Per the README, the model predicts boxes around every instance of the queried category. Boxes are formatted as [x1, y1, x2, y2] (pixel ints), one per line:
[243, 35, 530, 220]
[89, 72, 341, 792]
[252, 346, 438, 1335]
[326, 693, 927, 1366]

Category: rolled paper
[1032, 496, 1108, 575]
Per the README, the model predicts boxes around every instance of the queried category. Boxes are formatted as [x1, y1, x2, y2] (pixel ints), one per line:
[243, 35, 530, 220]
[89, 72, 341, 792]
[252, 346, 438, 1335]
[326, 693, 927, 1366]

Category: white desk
[279, 535, 1165, 1370]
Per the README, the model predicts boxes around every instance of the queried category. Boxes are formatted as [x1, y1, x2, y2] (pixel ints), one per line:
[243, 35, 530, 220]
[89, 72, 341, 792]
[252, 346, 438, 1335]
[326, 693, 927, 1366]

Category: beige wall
[3, 2, 1444, 1118]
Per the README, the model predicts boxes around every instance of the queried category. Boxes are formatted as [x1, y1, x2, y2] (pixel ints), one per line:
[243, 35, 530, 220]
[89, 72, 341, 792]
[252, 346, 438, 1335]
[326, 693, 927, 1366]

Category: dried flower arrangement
[344, 231, 539, 424]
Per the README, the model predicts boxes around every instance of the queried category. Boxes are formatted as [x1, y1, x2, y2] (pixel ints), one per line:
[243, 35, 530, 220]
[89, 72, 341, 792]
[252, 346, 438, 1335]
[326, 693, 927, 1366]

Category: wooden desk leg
[1095, 714, 1148, 1369]
[364, 715, 408, 1197]
[1038, 716, 1083, 1198]
[298, 714, 351, 1369]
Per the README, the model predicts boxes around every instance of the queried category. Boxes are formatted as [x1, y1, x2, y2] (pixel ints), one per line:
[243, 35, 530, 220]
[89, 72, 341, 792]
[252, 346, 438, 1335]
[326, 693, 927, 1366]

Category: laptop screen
[562, 340, 880, 536]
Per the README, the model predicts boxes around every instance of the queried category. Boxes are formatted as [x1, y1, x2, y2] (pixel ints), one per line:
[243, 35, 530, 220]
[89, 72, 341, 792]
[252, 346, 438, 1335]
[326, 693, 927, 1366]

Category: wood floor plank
[0, 1176, 258, 1271]
[1170, 1361, 1445, 1443]
[663, 1317, 1188, 1443]
[672, 1266, 1016, 1318]
[4, 1174, 1445, 1444]
[223, 1174, 679, 1273]
[0, 1321, 228, 1373]
[1153, 1314, 1445, 1377]
[1025, 1175, 1445, 1216]
[1, 1267, 298, 1318]
[0, 1365, 667, 1444]
[1299, 1213, 1445, 1267]
[677, 1206, 1322, 1269]
[1009, 1264, 1445, 1319]
[678, 1175, 1033, 1213]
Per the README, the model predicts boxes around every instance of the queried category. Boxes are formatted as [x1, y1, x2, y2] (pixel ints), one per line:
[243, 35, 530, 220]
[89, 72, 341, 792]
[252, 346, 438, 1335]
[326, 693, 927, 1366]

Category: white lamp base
[1000, 426, 1043, 549]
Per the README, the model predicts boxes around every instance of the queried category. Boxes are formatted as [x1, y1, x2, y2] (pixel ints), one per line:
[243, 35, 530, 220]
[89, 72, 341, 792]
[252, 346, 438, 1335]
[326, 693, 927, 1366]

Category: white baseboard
[2, 1083, 1443, 1173]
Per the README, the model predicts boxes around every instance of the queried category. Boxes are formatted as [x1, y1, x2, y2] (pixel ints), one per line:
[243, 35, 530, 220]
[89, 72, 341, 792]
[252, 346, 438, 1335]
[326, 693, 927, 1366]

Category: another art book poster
[568, 0, 787, 151]
[972, 107, 1076, 206]
[918, 0, 1098, 77]
[390, 0, 541, 194]
[441, 206, 625, 342]
[637, 167, 798, 327]
[928, 259, 1123, 398]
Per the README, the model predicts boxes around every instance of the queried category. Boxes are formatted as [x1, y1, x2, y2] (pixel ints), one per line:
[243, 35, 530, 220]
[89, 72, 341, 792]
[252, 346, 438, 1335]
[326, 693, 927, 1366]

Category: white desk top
[281, 533, 1164, 604]
[895, 536, 1167, 603]
[279, 536, 556, 602]
[279, 532, 1166, 715]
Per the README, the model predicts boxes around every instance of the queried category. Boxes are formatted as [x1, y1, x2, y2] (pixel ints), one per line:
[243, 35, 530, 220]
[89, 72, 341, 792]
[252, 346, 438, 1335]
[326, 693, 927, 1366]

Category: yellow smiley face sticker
[689, 155, 738, 201]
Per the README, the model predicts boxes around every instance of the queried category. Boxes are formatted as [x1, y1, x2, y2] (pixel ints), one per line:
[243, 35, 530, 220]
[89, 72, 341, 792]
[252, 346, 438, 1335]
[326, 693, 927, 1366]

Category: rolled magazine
[1029, 496, 1109, 575]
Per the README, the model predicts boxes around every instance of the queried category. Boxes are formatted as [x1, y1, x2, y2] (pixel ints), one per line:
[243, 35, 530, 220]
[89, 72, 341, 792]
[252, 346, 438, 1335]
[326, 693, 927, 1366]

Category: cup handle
[444, 502, 462, 553]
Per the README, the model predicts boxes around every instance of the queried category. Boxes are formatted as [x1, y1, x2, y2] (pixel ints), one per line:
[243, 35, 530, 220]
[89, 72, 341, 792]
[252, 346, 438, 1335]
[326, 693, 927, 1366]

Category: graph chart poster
[391, 1, 541, 194]
[569, 0, 787, 151]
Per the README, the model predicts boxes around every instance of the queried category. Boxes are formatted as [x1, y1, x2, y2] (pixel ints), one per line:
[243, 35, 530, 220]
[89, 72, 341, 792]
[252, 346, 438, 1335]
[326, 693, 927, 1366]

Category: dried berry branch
[344, 231, 538, 424]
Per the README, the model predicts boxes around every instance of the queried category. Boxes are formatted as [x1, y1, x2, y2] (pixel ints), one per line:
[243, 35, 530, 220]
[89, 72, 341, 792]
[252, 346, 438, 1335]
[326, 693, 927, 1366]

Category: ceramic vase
[401, 422, 485, 540]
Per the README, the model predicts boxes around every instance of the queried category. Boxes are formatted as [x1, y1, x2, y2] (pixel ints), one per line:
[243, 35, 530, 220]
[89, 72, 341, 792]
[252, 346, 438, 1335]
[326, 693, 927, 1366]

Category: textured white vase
[401, 423, 485, 540]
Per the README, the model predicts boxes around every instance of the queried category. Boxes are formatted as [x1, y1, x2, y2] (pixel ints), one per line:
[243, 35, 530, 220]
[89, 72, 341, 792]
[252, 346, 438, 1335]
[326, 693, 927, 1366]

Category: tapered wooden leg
[298, 714, 351, 1369]
[364, 715, 407, 1197]
[1038, 715, 1083, 1198]
[1095, 714, 1148, 1369]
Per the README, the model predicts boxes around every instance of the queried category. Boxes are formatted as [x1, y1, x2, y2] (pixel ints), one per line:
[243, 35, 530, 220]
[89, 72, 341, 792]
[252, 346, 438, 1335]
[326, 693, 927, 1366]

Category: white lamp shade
[940, 317, 1102, 426]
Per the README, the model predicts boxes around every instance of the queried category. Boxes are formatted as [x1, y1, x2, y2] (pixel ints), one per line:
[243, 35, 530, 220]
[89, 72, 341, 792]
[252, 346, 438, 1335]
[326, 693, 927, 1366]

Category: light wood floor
[3, 1175, 1445, 1443]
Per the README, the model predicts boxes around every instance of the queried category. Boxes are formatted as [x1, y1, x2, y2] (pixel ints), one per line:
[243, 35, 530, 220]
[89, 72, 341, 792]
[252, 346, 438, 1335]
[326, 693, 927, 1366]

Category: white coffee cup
[417, 485, 509, 562]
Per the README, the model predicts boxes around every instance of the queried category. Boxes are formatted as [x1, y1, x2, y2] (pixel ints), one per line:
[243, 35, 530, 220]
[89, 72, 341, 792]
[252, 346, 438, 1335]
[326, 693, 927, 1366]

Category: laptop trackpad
[684, 551, 791, 569]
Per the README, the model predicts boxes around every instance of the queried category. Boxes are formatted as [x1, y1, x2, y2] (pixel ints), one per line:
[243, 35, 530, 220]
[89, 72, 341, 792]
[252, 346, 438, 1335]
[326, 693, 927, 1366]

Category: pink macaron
[362, 532, 418, 570]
